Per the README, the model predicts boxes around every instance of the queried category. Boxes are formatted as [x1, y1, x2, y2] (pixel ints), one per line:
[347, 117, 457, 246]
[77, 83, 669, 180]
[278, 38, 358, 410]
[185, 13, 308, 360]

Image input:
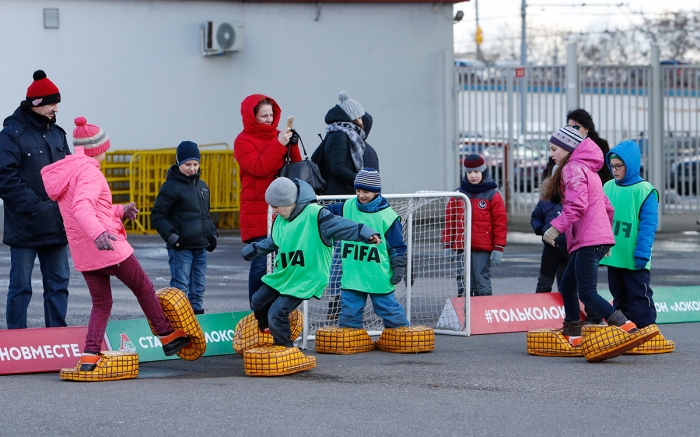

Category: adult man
[0, 70, 71, 329]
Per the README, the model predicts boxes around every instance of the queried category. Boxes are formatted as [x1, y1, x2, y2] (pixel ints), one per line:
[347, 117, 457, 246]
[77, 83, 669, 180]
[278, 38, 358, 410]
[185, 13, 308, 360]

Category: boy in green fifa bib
[599, 140, 674, 352]
[326, 168, 409, 329]
[241, 177, 381, 348]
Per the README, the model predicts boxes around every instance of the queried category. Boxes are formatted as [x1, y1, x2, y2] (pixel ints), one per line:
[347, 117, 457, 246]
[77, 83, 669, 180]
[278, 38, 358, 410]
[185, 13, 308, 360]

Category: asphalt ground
[1, 224, 700, 435]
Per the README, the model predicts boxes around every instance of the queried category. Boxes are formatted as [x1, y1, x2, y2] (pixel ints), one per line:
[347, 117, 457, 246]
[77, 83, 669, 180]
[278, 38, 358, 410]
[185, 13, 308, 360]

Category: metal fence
[456, 45, 700, 218]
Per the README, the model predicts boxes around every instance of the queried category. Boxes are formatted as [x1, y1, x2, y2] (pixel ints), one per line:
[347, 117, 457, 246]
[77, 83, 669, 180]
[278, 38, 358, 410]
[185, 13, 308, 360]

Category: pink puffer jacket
[41, 147, 133, 271]
[550, 138, 615, 254]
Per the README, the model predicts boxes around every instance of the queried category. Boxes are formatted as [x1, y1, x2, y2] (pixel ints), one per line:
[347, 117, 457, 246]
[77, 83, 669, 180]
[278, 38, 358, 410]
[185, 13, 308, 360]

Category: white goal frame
[284, 191, 473, 349]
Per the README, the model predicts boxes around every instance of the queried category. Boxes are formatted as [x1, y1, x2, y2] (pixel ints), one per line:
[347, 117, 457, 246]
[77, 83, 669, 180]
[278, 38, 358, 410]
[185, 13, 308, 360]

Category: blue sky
[454, 0, 697, 54]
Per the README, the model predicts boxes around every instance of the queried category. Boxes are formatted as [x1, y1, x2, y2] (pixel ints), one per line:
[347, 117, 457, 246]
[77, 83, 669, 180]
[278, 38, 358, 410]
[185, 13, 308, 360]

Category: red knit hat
[25, 70, 61, 107]
[463, 153, 486, 172]
[73, 117, 111, 157]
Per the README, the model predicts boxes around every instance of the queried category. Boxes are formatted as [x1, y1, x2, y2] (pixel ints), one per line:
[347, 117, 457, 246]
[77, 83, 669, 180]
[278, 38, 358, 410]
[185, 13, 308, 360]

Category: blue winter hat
[176, 141, 200, 164]
[354, 167, 381, 193]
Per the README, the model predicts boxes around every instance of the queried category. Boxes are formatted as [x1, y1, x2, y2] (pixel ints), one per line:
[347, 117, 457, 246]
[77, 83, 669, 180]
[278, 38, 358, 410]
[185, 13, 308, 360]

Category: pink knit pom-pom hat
[72, 116, 110, 157]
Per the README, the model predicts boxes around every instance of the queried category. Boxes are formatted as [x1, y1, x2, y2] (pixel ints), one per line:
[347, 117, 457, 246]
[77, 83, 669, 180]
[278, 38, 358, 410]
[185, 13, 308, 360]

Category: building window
[44, 8, 59, 29]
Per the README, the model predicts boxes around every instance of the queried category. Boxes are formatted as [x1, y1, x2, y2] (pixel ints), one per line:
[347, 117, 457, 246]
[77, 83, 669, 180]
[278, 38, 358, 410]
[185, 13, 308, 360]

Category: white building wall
[0, 0, 457, 192]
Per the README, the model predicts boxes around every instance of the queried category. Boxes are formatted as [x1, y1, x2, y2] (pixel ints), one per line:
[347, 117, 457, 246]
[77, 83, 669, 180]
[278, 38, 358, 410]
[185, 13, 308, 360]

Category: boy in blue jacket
[599, 140, 673, 352]
[326, 168, 408, 329]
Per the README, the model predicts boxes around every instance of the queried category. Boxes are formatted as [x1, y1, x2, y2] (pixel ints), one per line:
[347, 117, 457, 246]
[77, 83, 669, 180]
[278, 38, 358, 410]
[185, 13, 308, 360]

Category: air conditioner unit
[202, 21, 244, 56]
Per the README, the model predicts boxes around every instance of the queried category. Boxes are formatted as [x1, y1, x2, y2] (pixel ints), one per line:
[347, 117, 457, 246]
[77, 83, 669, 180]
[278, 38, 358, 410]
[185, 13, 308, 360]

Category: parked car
[670, 155, 700, 195]
[459, 138, 548, 192]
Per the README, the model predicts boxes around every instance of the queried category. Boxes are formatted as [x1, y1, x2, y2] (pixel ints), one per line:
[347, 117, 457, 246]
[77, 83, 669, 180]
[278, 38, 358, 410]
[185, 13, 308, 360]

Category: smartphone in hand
[286, 116, 294, 130]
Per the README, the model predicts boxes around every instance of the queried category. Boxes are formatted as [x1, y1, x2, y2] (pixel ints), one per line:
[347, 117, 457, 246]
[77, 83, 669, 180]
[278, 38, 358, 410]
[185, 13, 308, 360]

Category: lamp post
[520, 0, 527, 136]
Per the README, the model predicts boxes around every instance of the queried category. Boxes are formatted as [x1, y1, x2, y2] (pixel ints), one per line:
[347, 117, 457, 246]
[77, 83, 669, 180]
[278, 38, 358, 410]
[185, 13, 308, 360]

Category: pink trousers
[81, 254, 172, 354]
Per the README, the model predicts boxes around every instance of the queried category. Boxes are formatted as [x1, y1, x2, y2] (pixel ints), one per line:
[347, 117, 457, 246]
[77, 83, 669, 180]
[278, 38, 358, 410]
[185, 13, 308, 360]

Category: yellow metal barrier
[101, 145, 240, 234]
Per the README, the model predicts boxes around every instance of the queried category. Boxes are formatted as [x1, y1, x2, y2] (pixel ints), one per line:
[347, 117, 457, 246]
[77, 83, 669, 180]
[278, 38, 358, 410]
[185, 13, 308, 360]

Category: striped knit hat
[73, 117, 110, 157]
[463, 154, 486, 172]
[550, 125, 584, 153]
[354, 167, 381, 193]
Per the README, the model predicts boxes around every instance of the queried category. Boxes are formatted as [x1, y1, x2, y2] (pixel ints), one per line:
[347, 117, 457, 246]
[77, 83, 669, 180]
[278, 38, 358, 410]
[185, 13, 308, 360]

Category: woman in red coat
[234, 94, 301, 308]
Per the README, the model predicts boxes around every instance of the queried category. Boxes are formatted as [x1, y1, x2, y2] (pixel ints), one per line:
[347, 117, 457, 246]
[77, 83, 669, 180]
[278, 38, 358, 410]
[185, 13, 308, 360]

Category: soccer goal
[286, 191, 472, 349]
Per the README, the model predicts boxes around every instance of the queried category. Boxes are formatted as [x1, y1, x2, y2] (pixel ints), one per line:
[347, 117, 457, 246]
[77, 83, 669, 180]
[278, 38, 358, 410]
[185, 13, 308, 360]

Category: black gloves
[207, 236, 217, 252]
[288, 129, 299, 146]
[390, 255, 407, 286]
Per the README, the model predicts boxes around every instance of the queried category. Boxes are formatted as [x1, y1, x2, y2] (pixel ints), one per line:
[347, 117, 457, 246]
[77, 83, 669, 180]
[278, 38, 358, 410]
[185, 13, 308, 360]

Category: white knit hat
[338, 91, 365, 121]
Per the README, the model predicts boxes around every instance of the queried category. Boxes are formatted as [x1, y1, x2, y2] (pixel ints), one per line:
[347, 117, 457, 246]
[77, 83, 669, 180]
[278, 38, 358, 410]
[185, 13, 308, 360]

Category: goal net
[266, 192, 472, 347]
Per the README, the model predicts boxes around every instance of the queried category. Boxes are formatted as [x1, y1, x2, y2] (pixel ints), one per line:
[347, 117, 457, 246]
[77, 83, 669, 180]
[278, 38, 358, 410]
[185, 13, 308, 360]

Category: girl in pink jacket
[540, 125, 649, 360]
[40, 117, 190, 372]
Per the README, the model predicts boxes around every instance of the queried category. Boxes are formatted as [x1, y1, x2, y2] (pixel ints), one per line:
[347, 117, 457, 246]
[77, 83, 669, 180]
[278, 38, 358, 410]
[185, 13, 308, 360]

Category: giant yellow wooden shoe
[153, 287, 206, 361]
[625, 327, 675, 355]
[315, 327, 375, 354]
[582, 324, 659, 362]
[526, 329, 584, 357]
[376, 326, 434, 353]
[233, 309, 303, 355]
[60, 351, 138, 382]
[243, 346, 316, 376]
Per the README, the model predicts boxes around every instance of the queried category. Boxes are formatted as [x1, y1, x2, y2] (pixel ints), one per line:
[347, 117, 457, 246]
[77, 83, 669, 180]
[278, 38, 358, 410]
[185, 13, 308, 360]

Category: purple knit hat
[549, 125, 584, 153]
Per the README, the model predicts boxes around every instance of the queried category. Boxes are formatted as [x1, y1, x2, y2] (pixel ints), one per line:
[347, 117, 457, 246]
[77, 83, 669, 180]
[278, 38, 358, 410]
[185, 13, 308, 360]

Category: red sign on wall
[515, 67, 526, 78]
[0, 326, 105, 375]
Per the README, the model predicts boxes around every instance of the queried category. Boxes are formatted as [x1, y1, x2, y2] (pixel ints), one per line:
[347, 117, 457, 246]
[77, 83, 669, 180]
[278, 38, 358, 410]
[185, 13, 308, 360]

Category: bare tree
[480, 10, 700, 65]
[637, 11, 700, 62]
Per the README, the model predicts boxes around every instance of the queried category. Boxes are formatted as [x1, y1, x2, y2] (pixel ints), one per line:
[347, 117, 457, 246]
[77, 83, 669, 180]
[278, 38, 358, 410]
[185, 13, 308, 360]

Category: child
[325, 168, 408, 329]
[241, 177, 381, 349]
[531, 163, 570, 292]
[599, 141, 671, 349]
[541, 125, 654, 359]
[40, 117, 190, 371]
[442, 154, 507, 296]
[151, 141, 218, 315]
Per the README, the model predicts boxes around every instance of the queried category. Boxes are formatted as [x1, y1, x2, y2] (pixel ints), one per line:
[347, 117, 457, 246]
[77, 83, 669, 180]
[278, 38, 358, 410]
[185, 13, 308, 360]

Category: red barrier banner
[470, 293, 572, 334]
[0, 326, 104, 375]
[438, 293, 585, 335]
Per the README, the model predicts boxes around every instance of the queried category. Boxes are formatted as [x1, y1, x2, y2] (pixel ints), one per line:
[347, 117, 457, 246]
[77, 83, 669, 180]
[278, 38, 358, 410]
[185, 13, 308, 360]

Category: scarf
[326, 122, 365, 172]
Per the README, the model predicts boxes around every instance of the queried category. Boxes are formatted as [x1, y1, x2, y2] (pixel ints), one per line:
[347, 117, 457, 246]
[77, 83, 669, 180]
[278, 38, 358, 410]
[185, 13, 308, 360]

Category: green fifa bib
[262, 204, 332, 299]
[340, 199, 399, 294]
[600, 180, 657, 270]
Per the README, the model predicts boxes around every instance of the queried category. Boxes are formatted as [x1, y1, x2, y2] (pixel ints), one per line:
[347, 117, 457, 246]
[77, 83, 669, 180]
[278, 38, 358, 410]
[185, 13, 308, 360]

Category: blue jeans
[168, 248, 207, 312]
[338, 289, 409, 329]
[7, 244, 70, 329]
[559, 245, 615, 322]
[248, 236, 267, 310]
[250, 284, 303, 347]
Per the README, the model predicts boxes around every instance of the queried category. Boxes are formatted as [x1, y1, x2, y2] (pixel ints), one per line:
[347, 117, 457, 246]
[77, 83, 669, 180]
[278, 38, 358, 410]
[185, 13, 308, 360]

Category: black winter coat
[530, 198, 567, 247]
[321, 106, 376, 195]
[0, 104, 70, 247]
[151, 165, 217, 250]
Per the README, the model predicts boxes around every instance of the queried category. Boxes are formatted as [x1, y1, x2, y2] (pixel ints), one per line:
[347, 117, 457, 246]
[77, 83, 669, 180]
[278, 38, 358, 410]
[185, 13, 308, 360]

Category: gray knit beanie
[338, 91, 365, 121]
[265, 177, 298, 207]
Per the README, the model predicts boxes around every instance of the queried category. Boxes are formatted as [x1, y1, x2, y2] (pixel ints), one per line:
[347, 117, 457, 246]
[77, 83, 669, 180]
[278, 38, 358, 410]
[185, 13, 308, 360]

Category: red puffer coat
[442, 183, 507, 252]
[234, 94, 301, 242]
